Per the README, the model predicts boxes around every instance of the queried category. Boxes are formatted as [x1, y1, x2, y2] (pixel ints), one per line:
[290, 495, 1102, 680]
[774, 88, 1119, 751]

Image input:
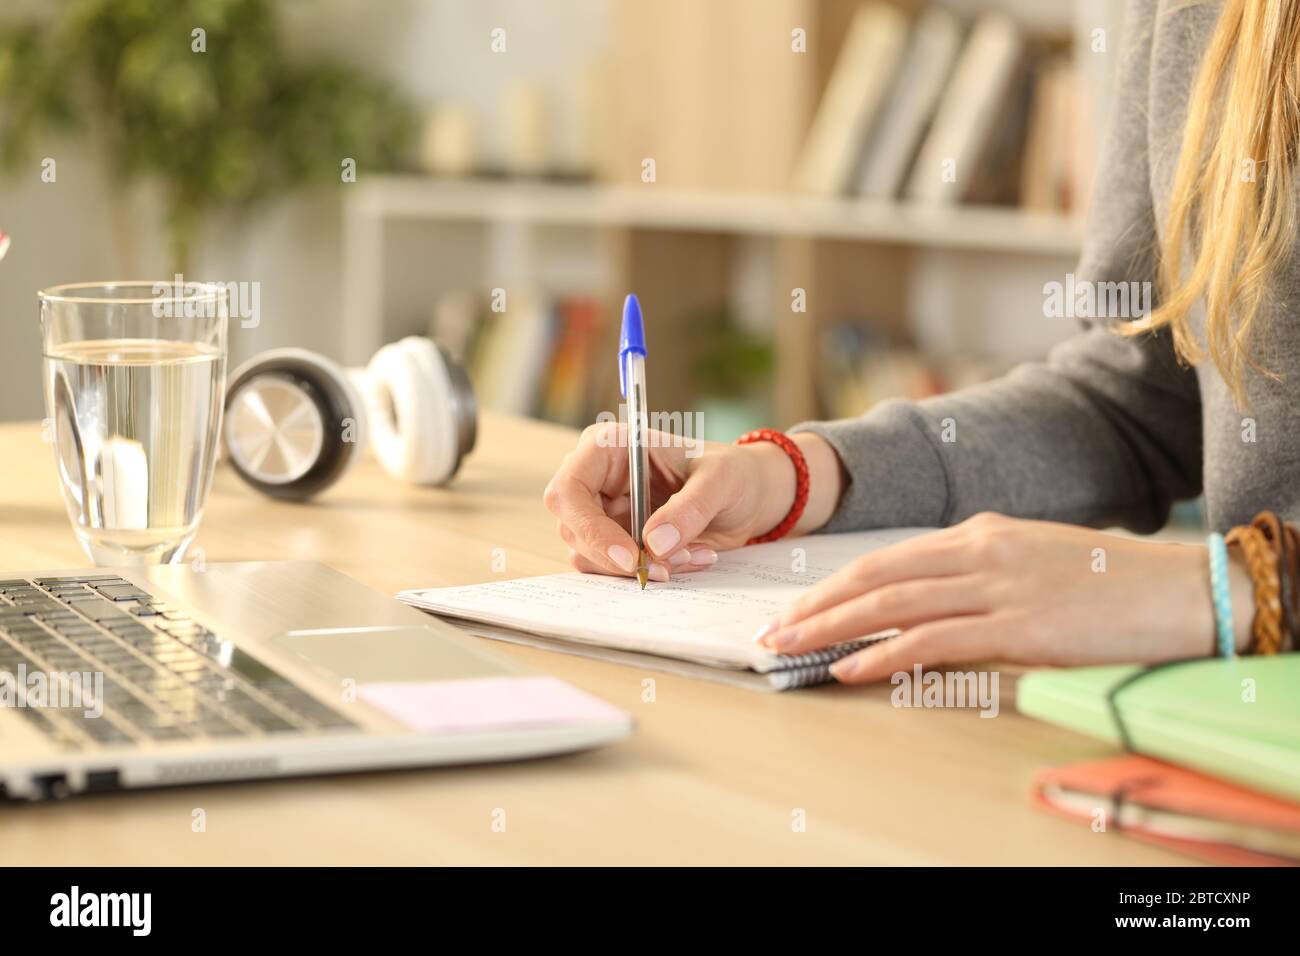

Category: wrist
[737, 432, 845, 540]
[741, 440, 796, 538]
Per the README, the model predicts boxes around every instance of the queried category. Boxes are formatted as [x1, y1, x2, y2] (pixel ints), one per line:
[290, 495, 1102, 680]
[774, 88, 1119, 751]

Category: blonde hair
[1128, 0, 1300, 406]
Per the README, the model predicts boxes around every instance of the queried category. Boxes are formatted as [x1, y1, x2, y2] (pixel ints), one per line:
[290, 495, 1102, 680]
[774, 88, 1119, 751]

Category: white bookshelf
[348, 177, 1081, 251]
[339, 176, 1083, 364]
[337, 0, 1125, 423]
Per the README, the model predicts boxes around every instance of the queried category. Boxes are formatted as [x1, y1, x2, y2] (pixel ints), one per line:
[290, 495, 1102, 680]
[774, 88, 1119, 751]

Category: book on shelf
[467, 291, 556, 418]
[429, 290, 606, 424]
[788, 5, 1090, 214]
[1029, 55, 1096, 217]
[853, 7, 963, 201]
[538, 296, 604, 426]
[791, 2, 909, 196]
[905, 11, 1026, 204]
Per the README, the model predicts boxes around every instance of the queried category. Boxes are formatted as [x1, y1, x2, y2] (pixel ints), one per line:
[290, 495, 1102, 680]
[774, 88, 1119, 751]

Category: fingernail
[648, 563, 670, 583]
[607, 545, 636, 573]
[668, 549, 692, 566]
[645, 524, 680, 557]
[770, 628, 799, 652]
[689, 548, 718, 566]
[755, 616, 782, 646]
[830, 657, 859, 681]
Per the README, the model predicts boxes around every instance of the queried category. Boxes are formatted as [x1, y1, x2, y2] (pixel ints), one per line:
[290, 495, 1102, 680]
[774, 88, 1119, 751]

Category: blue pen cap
[618, 293, 647, 398]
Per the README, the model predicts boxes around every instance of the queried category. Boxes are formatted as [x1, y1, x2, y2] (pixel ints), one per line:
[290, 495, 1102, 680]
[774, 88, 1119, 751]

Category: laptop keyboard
[0, 574, 356, 750]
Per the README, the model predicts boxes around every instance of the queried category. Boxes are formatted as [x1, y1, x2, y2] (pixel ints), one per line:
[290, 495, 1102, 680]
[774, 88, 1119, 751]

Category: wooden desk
[0, 414, 1184, 865]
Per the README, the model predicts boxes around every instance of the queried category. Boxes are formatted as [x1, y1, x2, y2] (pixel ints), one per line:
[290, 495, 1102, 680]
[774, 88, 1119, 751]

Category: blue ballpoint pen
[619, 294, 651, 589]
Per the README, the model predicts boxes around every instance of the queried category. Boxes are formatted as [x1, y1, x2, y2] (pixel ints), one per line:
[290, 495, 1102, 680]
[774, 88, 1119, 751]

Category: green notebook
[1017, 656, 1300, 802]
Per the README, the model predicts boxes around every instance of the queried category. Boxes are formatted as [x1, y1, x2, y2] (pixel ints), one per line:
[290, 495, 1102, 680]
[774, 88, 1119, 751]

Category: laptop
[0, 561, 632, 801]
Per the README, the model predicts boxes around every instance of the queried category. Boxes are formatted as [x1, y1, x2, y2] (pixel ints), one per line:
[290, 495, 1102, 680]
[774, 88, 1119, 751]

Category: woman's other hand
[757, 513, 1254, 683]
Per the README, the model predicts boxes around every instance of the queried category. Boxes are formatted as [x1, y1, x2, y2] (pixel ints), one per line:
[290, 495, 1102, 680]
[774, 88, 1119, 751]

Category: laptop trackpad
[271, 625, 503, 683]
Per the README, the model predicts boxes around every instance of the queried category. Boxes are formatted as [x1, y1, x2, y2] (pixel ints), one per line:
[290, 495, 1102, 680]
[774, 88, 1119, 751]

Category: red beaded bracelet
[734, 429, 810, 545]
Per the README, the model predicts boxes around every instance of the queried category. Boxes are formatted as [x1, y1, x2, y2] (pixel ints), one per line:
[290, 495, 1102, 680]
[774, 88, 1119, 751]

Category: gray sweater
[793, 0, 1286, 536]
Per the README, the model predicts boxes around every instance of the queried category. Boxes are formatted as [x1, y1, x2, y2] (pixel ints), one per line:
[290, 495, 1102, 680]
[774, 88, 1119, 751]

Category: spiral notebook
[397, 528, 928, 691]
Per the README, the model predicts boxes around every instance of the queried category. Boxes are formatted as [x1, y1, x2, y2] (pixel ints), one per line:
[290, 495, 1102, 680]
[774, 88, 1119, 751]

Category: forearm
[788, 327, 1204, 534]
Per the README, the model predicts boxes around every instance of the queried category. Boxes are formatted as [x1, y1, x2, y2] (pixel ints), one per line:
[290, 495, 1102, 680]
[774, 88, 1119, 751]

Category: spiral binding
[766, 634, 891, 689]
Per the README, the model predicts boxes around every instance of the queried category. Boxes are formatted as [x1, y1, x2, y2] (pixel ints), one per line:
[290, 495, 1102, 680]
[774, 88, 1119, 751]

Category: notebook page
[399, 528, 930, 672]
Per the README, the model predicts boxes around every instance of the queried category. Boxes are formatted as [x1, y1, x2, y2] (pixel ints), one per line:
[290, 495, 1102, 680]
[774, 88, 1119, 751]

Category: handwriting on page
[402, 529, 931, 666]
[424, 569, 788, 642]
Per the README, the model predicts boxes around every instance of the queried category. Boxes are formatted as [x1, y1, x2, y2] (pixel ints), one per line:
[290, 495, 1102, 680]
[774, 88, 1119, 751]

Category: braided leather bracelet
[1285, 522, 1300, 651]
[1226, 524, 1283, 655]
[1251, 511, 1296, 651]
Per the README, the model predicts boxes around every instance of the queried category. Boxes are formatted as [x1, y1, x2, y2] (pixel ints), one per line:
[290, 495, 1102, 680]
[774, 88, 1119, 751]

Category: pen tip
[636, 568, 648, 590]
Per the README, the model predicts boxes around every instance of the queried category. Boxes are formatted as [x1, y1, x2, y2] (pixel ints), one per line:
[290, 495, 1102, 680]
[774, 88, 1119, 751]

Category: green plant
[0, 0, 416, 271]
[687, 304, 774, 397]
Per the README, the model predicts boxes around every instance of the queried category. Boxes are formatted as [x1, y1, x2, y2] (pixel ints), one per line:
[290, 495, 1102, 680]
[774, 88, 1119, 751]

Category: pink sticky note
[358, 676, 627, 734]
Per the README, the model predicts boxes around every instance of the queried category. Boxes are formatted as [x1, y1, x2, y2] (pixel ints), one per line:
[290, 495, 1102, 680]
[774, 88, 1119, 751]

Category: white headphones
[222, 336, 477, 500]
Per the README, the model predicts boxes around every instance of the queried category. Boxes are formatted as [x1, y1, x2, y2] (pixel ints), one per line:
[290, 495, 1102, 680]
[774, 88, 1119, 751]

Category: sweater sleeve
[790, 0, 1204, 534]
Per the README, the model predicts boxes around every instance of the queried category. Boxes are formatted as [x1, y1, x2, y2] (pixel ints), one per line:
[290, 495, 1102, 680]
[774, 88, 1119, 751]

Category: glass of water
[40, 281, 229, 565]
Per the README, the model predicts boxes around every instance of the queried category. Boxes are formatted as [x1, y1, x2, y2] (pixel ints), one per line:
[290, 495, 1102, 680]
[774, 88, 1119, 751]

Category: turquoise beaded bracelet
[1206, 532, 1236, 659]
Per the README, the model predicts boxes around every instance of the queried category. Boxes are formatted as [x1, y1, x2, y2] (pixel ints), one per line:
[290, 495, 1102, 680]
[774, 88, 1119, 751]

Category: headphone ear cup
[364, 337, 464, 484]
[223, 348, 367, 501]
